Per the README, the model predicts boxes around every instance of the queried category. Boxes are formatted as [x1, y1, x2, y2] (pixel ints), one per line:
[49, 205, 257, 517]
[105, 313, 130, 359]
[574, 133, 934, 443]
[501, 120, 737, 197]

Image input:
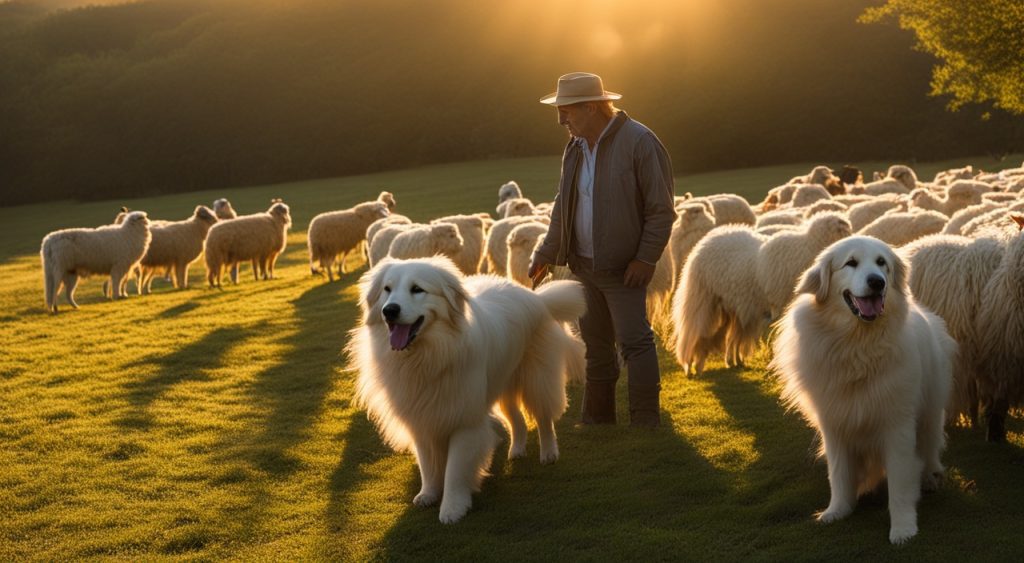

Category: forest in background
[1, 0, 1022, 205]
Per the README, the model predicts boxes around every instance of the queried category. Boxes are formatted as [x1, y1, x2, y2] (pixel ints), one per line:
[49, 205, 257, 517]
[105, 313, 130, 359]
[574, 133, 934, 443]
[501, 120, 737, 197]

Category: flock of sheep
[37, 161, 1024, 439]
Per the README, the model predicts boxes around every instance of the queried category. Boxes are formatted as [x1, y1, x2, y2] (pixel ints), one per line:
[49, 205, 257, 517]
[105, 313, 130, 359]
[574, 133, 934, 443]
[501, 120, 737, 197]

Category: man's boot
[629, 383, 661, 427]
[581, 380, 616, 424]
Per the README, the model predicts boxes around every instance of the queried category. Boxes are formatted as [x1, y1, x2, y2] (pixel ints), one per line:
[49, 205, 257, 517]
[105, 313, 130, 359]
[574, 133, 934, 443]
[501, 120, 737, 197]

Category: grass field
[2, 154, 1024, 560]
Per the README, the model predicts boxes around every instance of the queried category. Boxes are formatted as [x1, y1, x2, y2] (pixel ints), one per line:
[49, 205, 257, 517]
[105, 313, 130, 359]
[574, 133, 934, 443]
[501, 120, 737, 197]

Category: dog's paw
[413, 490, 440, 507]
[816, 505, 852, 523]
[921, 470, 944, 492]
[539, 446, 559, 465]
[508, 445, 527, 460]
[889, 524, 918, 545]
[438, 494, 472, 524]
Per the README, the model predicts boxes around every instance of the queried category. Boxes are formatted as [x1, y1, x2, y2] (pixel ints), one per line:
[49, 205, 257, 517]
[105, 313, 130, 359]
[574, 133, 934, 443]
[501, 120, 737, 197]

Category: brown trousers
[569, 254, 661, 421]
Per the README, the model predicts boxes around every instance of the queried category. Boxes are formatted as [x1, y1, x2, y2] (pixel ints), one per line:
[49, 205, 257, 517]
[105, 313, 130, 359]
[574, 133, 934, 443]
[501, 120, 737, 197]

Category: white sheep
[366, 214, 412, 250]
[506, 222, 550, 286]
[759, 184, 797, 211]
[756, 209, 804, 228]
[942, 202, 1003, 235]
[696, 194, 756, 225]
[499, 197, 537, 218]
[933, 165, 974, 186]
[387, 222, 464, 262]
[498, 180, 523, 204]
[910, 181, 986, 217]
[861, 177, 911, 196]
[669, 203, 717, 290]
[41, 211, 151, 312]
[847, 196, 906, 231]
[672, 226, 769, 375]
[803, 199, 848, 218]
[832, 194, 876, 207]
[982, 192, 1020, 204]
[137, 205, 219, 293]
[859, 210, 947, 247]
[212, 198, 238, 220]
[974, 214, 1024, 441]
[308, 201, 390, 281]
[790, 184, 831, 208]
[487, 215, 549, 276]
[204, 200, 292, 287]
[959, 201, 1024, 240]
[432, 214, 488, 275]
[756, 224, 800, 236]
[368, 223, 416, 268]
[377, 190, 397, 212]
[755, 212, 853, 319]
[887, 164, 919, 190]
[901, 234, 1005, 424]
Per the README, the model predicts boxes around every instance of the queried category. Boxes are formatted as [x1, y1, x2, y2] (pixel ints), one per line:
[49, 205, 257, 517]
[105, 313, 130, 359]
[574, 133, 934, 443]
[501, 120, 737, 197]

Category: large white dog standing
[348, 257, 585, 523]
[771, 236, 955, 544]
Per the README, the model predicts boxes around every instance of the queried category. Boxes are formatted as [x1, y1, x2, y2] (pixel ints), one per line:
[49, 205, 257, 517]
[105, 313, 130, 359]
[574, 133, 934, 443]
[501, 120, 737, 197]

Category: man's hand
[528, 255, 552, 288]
[624, 259, 656, 288]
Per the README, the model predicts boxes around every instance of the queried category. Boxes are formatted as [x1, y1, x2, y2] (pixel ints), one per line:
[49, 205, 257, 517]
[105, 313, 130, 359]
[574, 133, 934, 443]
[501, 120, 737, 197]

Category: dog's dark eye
[845, 258, 858, 268]
[876, 257, 886, 267]
[384, 286, 391, 293]
[411, 285, 425, 294]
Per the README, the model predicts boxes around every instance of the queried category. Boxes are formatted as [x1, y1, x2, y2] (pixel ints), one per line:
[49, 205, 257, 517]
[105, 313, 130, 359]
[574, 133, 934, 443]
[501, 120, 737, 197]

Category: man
[529, 72, 676, 427]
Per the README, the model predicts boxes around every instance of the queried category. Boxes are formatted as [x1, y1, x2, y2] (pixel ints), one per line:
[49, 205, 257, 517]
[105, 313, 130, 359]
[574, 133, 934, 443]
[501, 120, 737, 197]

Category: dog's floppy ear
[360, 260, 392, 324]
[438, 266, 469, 324]
[889, 247, 909, 296]
[796, 251, 831, 304]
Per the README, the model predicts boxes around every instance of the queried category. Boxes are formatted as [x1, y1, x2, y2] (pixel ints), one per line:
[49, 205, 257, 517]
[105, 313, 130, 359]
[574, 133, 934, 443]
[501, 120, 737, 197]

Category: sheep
[41, 211, 151, 312]
[861, 177, 911, 196]
[803, 199, 847, 218]
[668, 203, 717, 289]
[136, 205, 219, 293]
[887, 164, 918, 191]
[212, 198, 237, 221]
[499, 197, 536, 218]
[758, 184, 797, 211]
[790, 184, 831, 208]
[933, 165, 974, 186]
[486, 215, 549, 276]
[431, 214, 488, 275]
[699, 194, 756, 225]
[308, 201, 390, 281]
[204, 200, 292, 287]
[498, 181, 522, 204]
[901, 234, 1005, 425]
[909, 183, 984, 217]
[366, 214, 412, 250]
[832, 194, 875, 207]
[960, 201, 1024, 240]
[755, 212, 853, 319]
[942, 202, 1003, 235]
[376, 190, 397, 212]
[387, 222, 464, 262]
[974, 214, 1024, 442]
[368, 223, 416, 267]
[859, 210, 947, 247]
[788, 165, 834, 186]
[506, 222, 550, 286]
[756, 209, 804, 229]
[982, 192, 1020, 204]
[756, 224, 800, 237]
[847, 195, 907, 231]
[672, 225, 769, 374]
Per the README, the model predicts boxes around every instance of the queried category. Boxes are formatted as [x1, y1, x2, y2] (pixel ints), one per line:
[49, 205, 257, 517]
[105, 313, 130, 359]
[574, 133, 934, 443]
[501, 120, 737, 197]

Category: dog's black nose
[867, 274, 886, 292]
[382, 303, 401, 322]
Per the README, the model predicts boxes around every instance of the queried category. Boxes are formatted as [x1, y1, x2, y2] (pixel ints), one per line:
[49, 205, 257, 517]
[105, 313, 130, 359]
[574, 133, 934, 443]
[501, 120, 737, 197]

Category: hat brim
[539, 91, 622, 106]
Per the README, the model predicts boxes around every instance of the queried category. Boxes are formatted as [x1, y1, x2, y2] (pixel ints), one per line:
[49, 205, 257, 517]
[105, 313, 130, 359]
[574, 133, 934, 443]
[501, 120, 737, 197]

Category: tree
[861, 0, 1024, 116]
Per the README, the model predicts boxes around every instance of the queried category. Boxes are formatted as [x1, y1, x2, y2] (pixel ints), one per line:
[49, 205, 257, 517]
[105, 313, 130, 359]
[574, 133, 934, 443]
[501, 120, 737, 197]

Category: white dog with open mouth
[347, 256, 586, 523]
[771, 236, 955, 544]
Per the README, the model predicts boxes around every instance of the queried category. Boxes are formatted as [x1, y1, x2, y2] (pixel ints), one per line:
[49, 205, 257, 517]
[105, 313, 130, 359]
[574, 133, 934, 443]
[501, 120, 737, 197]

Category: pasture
[2, 155, 1023, 560]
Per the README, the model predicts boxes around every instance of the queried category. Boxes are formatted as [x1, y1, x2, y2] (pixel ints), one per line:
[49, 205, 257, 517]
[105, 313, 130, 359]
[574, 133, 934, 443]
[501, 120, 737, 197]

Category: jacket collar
[573, 110, 629, 150]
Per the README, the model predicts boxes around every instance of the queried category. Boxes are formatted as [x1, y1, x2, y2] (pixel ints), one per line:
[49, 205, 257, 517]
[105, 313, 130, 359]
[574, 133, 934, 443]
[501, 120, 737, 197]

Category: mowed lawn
[2, 155, 1024, 560]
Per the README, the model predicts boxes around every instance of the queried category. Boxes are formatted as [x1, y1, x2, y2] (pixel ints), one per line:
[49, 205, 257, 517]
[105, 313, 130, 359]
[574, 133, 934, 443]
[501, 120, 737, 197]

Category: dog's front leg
[412, 437, 444, 507]
[818, 430, 856, 523]
[885, 426, 923, 544]
[438, 424, 496, 524]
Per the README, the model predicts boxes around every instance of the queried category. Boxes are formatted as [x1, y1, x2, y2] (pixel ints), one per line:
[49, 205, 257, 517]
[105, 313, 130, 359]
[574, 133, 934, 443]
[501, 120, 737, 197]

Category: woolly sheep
[756, 224, 800, 236]
[759, 184, 797, 211]
[700, 194, 756, 225]
[137, 205, 219, 293]
[498, 181, 523, 204]
[499, 197, 536, 218]
[672, 226, 769, 374]
[959, 200, 1024, 240]
[901, 234, 1005, 424]
[432, 214, 488, 275]
[204, 200, 292, 287]
[756, 209, 804, 228]
[982, 192, 1020, 204]
[212, 198, 238, 220]
[506, 222, 550, 286]
[887, 164, 918, 191]
[41, 211, 151, 312]
[942, 202, 1003, 235]
[790, 184, 831, 208]
[910, 182, 984, 217]
[803, 199, 847, 218]
[859, 210, 947, 247]
[973, 214, 1024, 441]
[308, 201, 390, 281]
[861, 177, 910, 196]
[487, 215, 549, 276]
[755, 212, 853, 319]
[669, 203, 717, 289]
[368, 223, 416, 267]
[933, 165, 974, 186]
[366, 214, 412, 250]
[832, 194, 876, 207]
[387, 222, 464, 262]
[377, 190, 397, 212]
[847, 196, 906, 231]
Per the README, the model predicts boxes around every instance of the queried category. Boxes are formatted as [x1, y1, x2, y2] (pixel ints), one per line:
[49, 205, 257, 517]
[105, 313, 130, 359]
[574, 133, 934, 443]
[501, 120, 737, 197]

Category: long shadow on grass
[330, 381, 747, 560]
[117, 326, 251, 429]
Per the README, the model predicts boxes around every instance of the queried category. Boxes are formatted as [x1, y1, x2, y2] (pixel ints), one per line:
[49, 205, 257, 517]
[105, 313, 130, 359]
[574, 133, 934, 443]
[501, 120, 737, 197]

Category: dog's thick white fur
[348, 256, 586, 524]
[771, 236, 955, 544]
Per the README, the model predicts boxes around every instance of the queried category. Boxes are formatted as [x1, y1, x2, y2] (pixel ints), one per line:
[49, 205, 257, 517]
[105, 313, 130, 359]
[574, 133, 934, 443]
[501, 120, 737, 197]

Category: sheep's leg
[110, 268, 126, 299]
[62, 274, 79, 309]
[44, 268, 59, 312]
[252, 259, 261, 281]
[175, 263, 188, 289]
[230, 263, 239, 284]
[267, 254, 279, 279]
[338, 251, 349, 275]
[325, 257, 335, 282]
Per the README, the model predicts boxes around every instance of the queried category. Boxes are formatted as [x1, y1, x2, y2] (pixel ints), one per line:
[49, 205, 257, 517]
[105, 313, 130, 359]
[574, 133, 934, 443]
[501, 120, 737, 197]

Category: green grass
[2, 154, 1023, 561]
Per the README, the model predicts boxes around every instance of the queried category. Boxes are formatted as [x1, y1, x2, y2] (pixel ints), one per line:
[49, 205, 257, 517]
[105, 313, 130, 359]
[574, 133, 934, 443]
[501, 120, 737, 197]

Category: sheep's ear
[796, 254, 831, 304]
[1011, 213, 1024, 231]
[121, 206, 129, 212]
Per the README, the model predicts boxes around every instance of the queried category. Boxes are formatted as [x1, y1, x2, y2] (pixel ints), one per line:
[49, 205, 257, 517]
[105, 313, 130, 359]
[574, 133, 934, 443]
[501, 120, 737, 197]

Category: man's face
[556, 102, 595, 138]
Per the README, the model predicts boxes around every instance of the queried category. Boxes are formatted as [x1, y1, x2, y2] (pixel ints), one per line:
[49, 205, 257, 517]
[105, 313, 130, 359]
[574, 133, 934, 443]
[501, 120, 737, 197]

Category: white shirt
[574, 118, 616, 259]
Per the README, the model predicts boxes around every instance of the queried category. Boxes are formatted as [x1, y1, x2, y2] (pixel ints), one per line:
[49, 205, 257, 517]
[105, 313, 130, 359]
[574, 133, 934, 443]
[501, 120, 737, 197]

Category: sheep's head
[269, 201, 292, 227]
[675, 203, 716, 231]
[195, 205, 218, 224]
[431, 223, 463, 253]
[498, 181, 522, 204]
[809, 211, 852, 242]
[357, 201, 390, 221]
[377, 191, 397, 211]
[123, 211, 150, 229]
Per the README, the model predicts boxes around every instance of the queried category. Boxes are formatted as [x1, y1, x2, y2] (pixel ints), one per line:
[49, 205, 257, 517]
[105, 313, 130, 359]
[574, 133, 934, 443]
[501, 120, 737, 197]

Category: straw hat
[539, 72, 622, 106]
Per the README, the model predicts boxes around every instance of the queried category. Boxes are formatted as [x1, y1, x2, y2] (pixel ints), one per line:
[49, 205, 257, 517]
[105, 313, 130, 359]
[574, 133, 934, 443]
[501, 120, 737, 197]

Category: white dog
[771, 236, 955, 544]
[347, 256, 586, 523]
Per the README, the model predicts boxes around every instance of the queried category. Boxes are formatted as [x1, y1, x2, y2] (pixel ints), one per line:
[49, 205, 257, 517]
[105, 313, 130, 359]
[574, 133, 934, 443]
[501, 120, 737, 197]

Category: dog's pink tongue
[854, 295, 884, 317]
[389, 323, 414, 350]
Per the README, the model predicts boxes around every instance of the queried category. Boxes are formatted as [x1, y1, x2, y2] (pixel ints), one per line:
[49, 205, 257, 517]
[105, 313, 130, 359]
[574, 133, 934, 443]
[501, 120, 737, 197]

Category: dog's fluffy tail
[535, 280, 586, 323]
